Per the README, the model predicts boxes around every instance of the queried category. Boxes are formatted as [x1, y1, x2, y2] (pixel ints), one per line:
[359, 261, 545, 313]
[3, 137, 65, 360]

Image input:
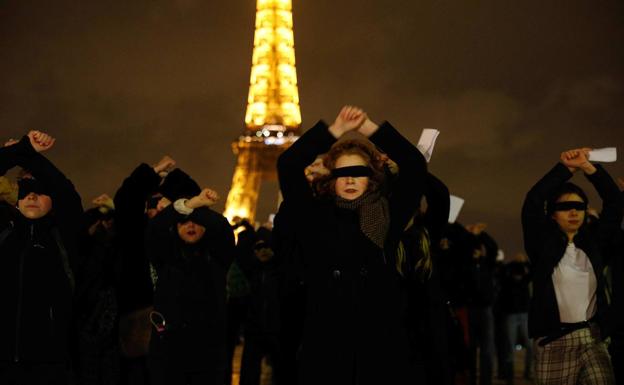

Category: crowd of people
[0, 105, 622, 385]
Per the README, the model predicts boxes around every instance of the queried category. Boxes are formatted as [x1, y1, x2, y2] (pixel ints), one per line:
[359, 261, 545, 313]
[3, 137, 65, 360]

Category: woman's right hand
[560, 148, 596, 175]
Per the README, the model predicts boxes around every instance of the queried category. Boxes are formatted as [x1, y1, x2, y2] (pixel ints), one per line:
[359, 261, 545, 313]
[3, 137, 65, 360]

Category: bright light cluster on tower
[244, 0, 302, 131]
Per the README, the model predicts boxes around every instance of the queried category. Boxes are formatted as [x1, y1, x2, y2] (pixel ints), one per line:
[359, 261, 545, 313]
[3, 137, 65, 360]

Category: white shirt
[552, 242, 597, 323]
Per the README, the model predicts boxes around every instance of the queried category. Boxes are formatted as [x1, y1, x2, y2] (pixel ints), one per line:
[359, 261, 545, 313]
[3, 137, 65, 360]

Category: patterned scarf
[335, 190, 390, 249]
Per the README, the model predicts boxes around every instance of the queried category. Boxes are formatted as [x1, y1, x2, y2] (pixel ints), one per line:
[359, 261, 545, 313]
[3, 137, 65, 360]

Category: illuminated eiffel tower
[224, 0, 302, 222]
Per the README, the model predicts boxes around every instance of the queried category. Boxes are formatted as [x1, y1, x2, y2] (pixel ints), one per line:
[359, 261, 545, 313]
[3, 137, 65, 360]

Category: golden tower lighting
[224, 0, 302, 223]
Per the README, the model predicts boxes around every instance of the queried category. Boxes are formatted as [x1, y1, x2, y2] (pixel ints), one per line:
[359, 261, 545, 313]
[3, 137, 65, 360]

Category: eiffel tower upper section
[223, 0, 302, 222]
[244, 0, 302, 138]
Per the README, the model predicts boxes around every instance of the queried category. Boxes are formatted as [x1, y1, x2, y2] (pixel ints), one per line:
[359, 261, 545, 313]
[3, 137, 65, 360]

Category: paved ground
[230, 344, 534, 385]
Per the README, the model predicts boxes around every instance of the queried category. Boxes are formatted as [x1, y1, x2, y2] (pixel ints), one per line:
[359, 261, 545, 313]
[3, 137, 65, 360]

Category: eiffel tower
[224, 0, 302, 223]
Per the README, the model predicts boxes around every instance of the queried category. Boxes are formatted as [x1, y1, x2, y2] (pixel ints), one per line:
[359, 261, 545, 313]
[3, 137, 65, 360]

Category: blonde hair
[397, 224, 433, 281]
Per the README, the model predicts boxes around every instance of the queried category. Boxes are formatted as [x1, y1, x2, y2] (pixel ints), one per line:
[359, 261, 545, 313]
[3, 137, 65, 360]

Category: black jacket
[276, 121, 427, 385]
[498, 261, 531, 315]
[113, 163, 160, 314]
[402, 172, 452, 385]
[145, 204, 234, 370]
[0, 137, 83, 362]
[522, 163, 623, 338]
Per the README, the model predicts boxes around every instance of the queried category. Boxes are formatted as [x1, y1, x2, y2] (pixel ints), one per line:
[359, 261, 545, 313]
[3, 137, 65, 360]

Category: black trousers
[0, 361, 69, 385]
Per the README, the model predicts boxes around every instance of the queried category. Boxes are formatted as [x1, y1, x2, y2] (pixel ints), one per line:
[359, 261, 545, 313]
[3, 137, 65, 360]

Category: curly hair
[315, 138, 386, 198]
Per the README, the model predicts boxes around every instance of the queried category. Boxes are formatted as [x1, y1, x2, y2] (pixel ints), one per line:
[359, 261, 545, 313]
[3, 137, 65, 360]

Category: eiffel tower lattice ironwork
[224, 0, 302, 222]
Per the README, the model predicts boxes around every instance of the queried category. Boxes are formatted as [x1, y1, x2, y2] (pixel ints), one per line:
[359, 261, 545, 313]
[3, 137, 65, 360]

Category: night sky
[1, 0, 623, 257]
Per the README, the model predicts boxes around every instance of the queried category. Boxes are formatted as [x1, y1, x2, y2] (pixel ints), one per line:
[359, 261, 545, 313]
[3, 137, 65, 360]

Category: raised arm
[277, 106, 367, 202]
[7, 132, 83, 226]
[366, 119, 428, 231]
[585, 165, 624, 245]
[423, 172, 451, 242]
[113, 157, 172, 235]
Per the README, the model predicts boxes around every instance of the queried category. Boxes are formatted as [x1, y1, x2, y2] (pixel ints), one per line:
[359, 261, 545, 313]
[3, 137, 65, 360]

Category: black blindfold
[331, 166, 372, 178]
[17, 178, 50, 200]
[553, 201, 587, 212]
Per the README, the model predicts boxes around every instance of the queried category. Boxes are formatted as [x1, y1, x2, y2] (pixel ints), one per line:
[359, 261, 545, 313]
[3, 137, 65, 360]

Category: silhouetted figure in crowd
[146, 179, 234, 385]
[224, 218, 254, 385]
[498, 253, 532, 384]
[115, 156, 176, 385]
[239, 228, 283, 385]
[401, 172, 452, 385]
[464, 223, 498, 385]
[75, 194, 121, 385]
[0, 132, 83, 385]
[606, 177, 624, 385]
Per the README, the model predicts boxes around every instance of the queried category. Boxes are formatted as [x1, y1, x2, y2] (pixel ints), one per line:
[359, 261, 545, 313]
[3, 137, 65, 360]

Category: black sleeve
[0, 140, 27, 176]
[277, 121, 336, 203]
[585, 165, 624, 248]
[423, 173, 450, 243]
[7, 136, 83, 231]
[113, 163, 161, 237]
[369, 122, 428, 233]
[479, 231, 499, 268]
[521, 163, 573, 261]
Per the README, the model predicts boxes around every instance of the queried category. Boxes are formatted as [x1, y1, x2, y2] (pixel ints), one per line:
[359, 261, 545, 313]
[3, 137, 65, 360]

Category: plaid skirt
[534, 324, 615, 385]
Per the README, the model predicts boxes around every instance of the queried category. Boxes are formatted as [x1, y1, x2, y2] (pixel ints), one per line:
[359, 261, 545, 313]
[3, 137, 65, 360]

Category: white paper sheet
[448, 195, 464, 224]
[416, 128, 440, 163]
[588, 147, 617, 163]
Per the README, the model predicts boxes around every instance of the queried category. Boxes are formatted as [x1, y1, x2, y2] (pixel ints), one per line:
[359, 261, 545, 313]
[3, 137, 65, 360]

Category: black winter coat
[276, 121, 427, 385]
[113, 163, 161, 314]
[0, 137, 83, 363]
[145, 204, 234, 370]
[402, 172, 452, 385]
[522, 163, 623, 338]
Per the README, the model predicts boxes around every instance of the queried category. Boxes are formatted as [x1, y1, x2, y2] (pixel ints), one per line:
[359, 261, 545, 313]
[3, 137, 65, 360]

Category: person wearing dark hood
[276, 105, 427, 385]
[522, 148, 623, 384]
[271, 153, 329, 385]
[0, 131, 83, 385]
[400, 172, 452, 385]
[114, 155, 176, 385]
[606, 177, 624, 385]
[239, 228, 283, 385]
[145, 177, 235, 385]
[464, 223, 498, 385]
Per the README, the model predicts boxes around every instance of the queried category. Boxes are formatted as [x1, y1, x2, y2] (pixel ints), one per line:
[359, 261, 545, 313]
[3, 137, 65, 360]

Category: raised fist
[560, 147, 595, 174]
[153, 155, 176, 176]
[186, 188, 219, 209]
[92, 194, 115, 210]
[27, 131, 55, 152]
[329, 105, 367, 138]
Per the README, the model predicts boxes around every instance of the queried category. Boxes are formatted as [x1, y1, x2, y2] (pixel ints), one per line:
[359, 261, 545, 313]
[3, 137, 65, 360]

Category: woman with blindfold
[0, 131, 83, 385]
[276, 106, 427, 385]
[522, 148, 623, 384]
